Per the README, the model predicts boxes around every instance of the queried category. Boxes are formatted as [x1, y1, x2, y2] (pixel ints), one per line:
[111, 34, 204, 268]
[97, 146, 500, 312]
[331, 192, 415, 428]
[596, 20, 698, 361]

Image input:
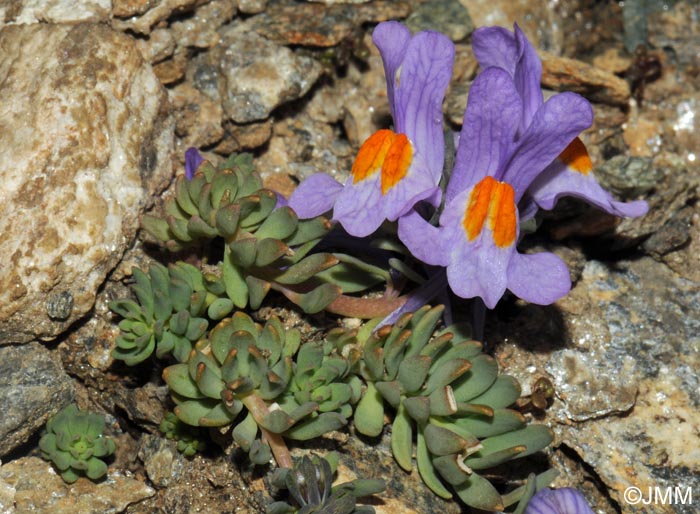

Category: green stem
[332, 253, 391, 282]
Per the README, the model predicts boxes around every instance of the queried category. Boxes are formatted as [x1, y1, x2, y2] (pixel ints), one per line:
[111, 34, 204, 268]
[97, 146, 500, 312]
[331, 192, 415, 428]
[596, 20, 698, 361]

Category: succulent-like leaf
[454, 472, 504, 511]
[284, 412, 347, 440]
[463, 446, 527, 470]
[402, 396, 430, 425]
[467, 375, 521, 409]
[390, 404, 413, 471]
[476, 425, 553, 460]
[353, 382, 384, 437]
[448, 408, 526, 439]
[223, 246, 249, 308]
[396, 355, 432, 394]
[416, 428, 453, 499]
[451, 354, 499, 402]
[175, 399, 237, 427]
[423, 423, 475, 456]
[250, 439, 272, 465]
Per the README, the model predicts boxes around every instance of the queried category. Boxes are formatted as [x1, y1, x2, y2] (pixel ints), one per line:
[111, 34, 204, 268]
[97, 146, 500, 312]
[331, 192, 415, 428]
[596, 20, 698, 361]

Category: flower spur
[289, 21, 455, 237]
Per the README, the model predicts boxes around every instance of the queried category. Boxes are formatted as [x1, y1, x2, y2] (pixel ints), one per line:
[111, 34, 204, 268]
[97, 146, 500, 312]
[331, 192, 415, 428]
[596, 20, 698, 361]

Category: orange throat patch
[558, 137, 592, 175]
[463, 176, 517, 248]
[351, 129, 413, 195]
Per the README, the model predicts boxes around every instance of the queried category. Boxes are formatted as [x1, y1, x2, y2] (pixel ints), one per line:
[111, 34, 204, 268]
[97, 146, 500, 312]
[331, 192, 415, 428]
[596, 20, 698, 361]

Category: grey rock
[0, 463, 14, 514]
[616, 165, 698, 242]
[46, 291, 74, 321]
[648, 1, 700, 68]
[191, 23, 323, 123]
[126, 453, 264, 513]
[0, 457, 155, 513]
[138, 434, 185, 488]
[552, 257, 700, 512]
[0, 343, 74, 458]
[135, 28, 176, 64]
[642, 205, 694, 257]
[594, 155, 660, 197]
[405, 0, 474, 42]
[169, 83, 225, 148]
[0, 23, 173, 344]
[546, 347, 638, 421]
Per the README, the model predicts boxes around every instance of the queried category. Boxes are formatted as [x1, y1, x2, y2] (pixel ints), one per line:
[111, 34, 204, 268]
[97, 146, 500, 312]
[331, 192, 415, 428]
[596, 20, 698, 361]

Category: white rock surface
[0, 23, 173, 344]
[0, 0, 110, 27]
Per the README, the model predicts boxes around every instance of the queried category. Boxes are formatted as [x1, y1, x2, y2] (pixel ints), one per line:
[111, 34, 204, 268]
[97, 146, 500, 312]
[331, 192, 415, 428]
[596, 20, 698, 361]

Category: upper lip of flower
[445, 65, 593, 205]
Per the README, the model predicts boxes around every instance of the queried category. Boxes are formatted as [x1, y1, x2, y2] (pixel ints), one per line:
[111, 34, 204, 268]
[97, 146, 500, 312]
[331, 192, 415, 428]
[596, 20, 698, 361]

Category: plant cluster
[39, 404, 116, 483]
[109, 152, 564, 511]
[106, 16, 639, 513]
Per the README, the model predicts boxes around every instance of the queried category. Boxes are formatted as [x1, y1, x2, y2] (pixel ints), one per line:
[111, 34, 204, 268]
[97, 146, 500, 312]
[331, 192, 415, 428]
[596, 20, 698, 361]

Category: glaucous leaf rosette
[110, 261, 212, 365]
[352, 306, 554, 511]
[289, 21, 455, 237]
[39, 404, 116, 483]
[162, 312, 359, 467]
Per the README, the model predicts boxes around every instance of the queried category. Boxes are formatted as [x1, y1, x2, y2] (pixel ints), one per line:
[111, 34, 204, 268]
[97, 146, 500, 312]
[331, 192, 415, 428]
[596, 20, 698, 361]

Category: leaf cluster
[352, 306, 553, 511]
[141, 154, 343, 314]
[162, 312, 359, 465]
[39, 404, 116, 483]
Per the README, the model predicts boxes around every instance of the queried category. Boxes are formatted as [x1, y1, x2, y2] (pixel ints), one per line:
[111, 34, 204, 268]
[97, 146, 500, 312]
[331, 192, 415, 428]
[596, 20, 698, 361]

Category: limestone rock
[0, 457, 155, 513]
[138, 435, 185, 488]
[0, 0, 110, 27]
[135, 27, 176, 64]
[0, 343, 74, 457]
[0, 462, 15, 514]
[405, 0, 474, 42]
[237, 0, 266, 14]
[112, 0, 203, 35]
[170, 0, 237, 49]
[0, 23, 173, 344]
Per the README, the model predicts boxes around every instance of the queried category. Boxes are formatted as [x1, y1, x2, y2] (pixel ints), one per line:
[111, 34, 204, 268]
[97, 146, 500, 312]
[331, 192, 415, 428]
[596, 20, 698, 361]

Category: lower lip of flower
[463, 176, 516, 248]
[351, 129, 413, 194]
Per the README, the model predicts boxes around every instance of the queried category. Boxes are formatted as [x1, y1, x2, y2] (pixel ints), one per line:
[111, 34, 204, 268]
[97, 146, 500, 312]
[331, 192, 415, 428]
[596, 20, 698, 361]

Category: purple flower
[525, 487, 595, 514]
[399, 65, 592, 308]
[184, 147, 205, 180]
[288, 21, 454, 237]
[471, 24, 648, 218]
